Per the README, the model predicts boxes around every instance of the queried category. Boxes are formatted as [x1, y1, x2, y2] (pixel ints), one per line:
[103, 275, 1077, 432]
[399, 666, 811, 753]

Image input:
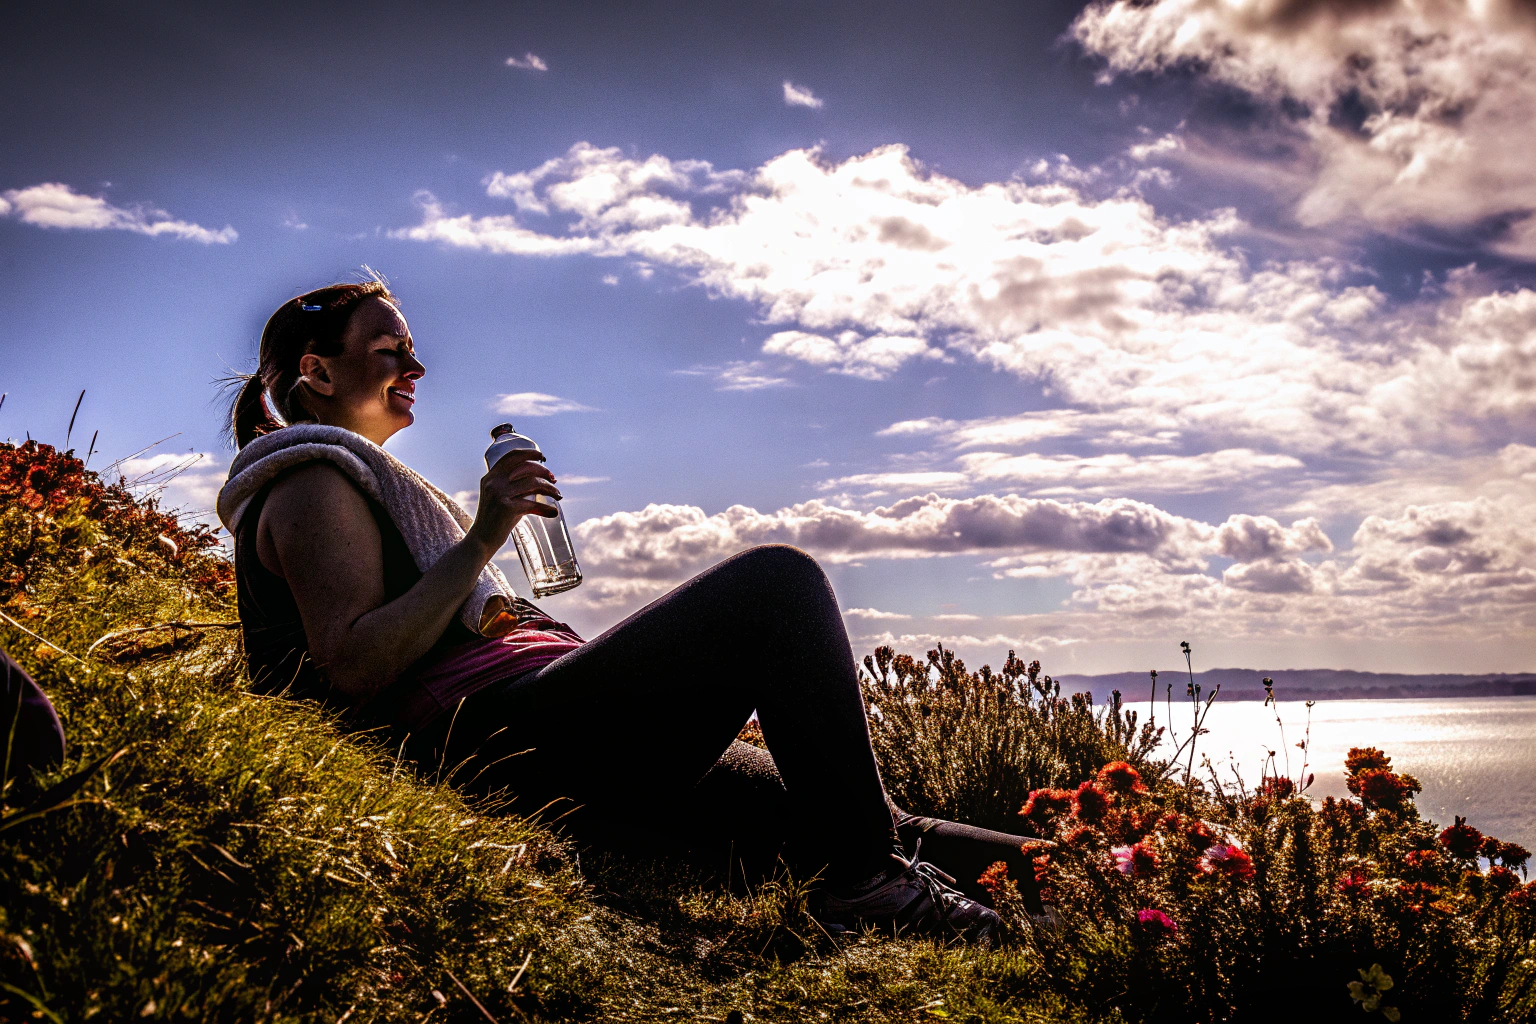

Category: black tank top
[234, 470, 477, 719]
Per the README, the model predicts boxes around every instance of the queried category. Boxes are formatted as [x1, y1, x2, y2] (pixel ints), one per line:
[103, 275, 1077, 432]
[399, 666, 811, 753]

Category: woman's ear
[297, 353, 336, 396]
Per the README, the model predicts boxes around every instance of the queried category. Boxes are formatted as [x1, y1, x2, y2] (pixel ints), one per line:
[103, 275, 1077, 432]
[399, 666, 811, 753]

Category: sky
[3, 0, 1535, 676]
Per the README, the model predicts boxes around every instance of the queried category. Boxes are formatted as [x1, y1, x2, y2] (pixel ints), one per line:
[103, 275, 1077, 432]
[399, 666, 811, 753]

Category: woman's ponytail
[227, 272, 398, 449]
[231, 373, 279, 449]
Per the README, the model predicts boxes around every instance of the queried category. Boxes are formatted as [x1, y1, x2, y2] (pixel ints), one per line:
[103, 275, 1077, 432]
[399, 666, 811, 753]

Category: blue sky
[4, 0, 1536, 675]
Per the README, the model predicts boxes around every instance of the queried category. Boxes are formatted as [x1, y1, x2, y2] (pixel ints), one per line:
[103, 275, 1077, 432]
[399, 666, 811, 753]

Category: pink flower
[1338, 867, 1370, 897]
[1112, 840, 1160, 877]
[1200, 844, 1255, 881]
[1136, 907, 1178, 937]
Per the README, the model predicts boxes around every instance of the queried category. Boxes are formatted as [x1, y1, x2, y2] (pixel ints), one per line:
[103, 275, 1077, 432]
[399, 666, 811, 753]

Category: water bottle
[484, 423, 583, 597]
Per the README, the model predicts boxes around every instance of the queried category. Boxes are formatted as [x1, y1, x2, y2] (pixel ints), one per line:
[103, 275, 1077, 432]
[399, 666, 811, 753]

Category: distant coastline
[1057, 668, 1536, 703]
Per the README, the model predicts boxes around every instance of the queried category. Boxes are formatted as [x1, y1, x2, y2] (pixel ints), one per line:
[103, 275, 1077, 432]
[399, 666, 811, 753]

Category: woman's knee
[723, 544, 829, 590]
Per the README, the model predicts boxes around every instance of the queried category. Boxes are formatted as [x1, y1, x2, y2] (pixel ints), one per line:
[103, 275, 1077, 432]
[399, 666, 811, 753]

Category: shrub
[861, 644, 1162, 832]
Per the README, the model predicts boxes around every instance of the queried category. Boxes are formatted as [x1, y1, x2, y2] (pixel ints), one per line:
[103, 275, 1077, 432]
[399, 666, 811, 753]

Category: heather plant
[860, 643, 1163, 832]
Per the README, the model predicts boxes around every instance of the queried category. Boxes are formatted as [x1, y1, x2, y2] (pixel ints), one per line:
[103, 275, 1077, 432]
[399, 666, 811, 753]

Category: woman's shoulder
[259, 460, 376, 529]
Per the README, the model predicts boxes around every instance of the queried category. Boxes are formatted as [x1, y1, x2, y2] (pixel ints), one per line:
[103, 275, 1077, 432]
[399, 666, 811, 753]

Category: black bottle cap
[490, 423, 516, 439]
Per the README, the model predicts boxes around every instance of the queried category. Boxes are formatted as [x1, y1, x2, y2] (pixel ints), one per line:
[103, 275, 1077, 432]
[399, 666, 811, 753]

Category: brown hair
[229, 276, 399, 448]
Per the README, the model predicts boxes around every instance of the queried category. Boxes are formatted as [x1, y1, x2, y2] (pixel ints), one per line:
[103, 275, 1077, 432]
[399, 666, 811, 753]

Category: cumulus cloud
[396, 141, 1536, 463]
[1, 183, 236, 243]
[506, 53, 548, 71]
[825, 448, 1304, 498]
[845, 607, 912, 620]
[761, 329, 946, 380]
[782, 80, 824, 109]
[494, 392, 596, 416]
[1072, 0, 1536, 257]
[558, 488, 1525, 644]
[879, 410, 1182, 449]
[573, 493, 1217, 585]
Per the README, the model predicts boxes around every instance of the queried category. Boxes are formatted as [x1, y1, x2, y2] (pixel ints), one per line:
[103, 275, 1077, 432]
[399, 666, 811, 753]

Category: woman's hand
[467, 448, 563, 556]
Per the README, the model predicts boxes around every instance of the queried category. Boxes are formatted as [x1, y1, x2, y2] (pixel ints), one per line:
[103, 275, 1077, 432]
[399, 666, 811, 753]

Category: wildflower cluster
[936, 671, 1536, 1020]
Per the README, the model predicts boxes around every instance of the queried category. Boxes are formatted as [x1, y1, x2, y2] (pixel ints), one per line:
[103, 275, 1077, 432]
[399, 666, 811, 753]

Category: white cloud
[115, 451, 226, 531]
[494, 392, 596, 416]
[1, 183, 236, 244]
[561, 489, 1518, 645]
[879, 409, 1182, 449]
[1072, 0, 1536, 257]
[825, 448, 1303, 498]
[845, 607, 912, 620]
[782, 80, 824, 109]
[675, 361, 793, 392]
[506, 53, 548, 71]
[762, 329, 946, 380]
[398, 142, 1536, 463]
[574, 494, 1216, 584]
[601, 273, 619, 285]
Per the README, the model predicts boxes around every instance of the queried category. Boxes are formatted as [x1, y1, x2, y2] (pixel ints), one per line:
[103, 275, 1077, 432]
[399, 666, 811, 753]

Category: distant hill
[1055, 668, 1536, 703]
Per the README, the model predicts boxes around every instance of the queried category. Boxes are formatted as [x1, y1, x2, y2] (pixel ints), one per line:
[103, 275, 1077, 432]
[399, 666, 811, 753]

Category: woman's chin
[385, 397, 417, 425]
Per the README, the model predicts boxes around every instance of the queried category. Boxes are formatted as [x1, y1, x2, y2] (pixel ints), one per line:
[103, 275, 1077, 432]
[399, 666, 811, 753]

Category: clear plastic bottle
[484, 423, 583, 597]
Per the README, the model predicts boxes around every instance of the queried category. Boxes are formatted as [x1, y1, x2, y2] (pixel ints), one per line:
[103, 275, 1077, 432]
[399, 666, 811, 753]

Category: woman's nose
[404, 357, 425, 378]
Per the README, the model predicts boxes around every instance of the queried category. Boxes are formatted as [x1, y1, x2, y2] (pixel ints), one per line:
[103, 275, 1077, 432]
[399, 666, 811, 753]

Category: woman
[226, 278, 1010, 943]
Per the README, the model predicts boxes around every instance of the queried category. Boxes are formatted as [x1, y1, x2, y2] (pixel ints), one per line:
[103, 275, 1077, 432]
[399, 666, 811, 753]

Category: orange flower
[1095, 761, 1148, 795]
[1073, 780, 1112, 823]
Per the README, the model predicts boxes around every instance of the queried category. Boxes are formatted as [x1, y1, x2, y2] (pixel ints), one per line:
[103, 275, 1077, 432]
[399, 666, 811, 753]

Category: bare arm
[257, 451, 558, 700]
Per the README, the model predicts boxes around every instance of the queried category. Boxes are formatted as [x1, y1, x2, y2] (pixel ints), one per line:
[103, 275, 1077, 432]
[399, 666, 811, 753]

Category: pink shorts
[394, 628, 583, 730]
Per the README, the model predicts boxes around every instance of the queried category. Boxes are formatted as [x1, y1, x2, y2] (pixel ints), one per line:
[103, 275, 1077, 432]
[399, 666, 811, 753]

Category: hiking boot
[813, 842, 1001, 945]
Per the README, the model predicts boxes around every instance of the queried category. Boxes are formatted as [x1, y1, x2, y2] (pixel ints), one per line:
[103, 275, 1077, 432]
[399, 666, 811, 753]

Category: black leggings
[412, 545, 898, 886]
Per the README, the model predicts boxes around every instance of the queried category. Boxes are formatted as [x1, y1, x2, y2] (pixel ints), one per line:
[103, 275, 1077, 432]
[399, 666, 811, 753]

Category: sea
[1113, 695, 1536, 850]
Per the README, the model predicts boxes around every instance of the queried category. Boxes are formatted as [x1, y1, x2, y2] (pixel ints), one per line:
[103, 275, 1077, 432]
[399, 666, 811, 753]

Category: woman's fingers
[488, 449, 547, 477]
[501, 460, 557, 484]
[495, 477, 563, 505]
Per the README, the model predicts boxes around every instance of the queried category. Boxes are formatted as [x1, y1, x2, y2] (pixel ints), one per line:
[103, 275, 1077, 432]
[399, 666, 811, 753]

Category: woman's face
[299, 297, 425, 445]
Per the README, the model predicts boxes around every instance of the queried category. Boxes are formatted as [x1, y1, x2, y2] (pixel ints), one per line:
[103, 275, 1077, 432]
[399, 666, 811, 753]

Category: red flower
[1031, 853, 1052, 884]
[1073, 780, 1113, 823]
[1258, 776, 1295, 799]
[1481, 837, 1532, 871]
[1506, 881, 1536, 912]
[1338, 867, 1371, 897]
[1486, 866, 1519, 894]
[1096, 761, 1148, 795]
[1345, 746, 1394, 786]
[977, 861, 1012, 900]
[1136, 907, 1178, 938]
[1060, 824, 1095, 846]
[1020, 788, 1074, 824]
[1439, 817, 1484, 860]
[1184, 818, 1221, 847]
[1200, 844, 1255, 881]
[1397, 880, 1444, 915]
[1112, 840, 1160, 877]
[1355, 769, 1410, 809]
[1403, 848, 1443, 877]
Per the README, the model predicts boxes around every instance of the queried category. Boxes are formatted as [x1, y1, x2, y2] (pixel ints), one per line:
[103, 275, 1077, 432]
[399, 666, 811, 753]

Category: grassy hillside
[3, 439, 1535, 1022]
